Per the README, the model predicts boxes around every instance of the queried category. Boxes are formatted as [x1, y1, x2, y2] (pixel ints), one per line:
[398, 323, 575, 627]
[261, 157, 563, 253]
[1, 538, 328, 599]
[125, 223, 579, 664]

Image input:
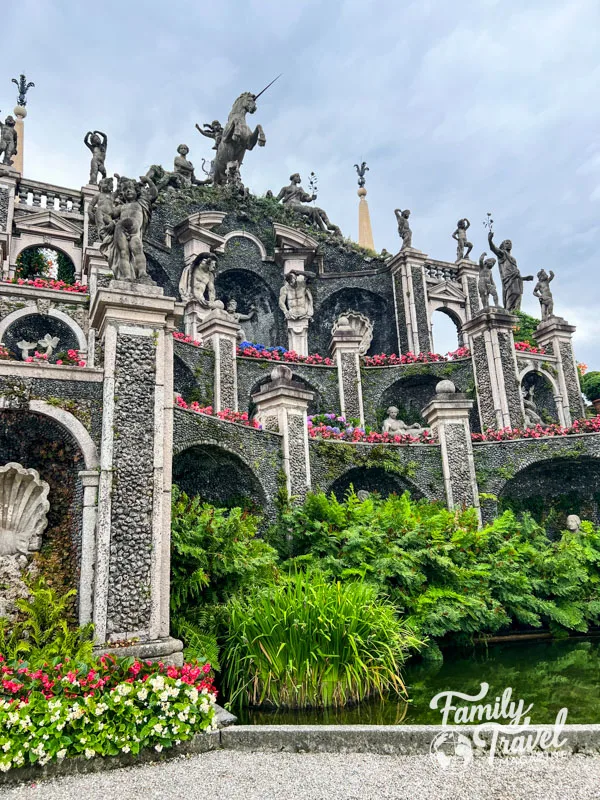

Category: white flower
[187, 688, 199, 703]
[155, 744, 163, 753]
[56, 749, 67, 761]
[150, 676, 165, 692]
[1, 743, 9, 753]
[85, 749, 95, 759]
[117, 683, 132, 696]
[122, 745, 130, 754]
[137, 688, 148, 701]
[159, 691, 169, 702]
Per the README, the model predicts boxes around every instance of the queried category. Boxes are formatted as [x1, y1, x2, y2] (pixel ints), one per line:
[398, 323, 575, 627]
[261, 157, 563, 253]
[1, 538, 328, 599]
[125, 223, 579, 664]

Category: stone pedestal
[81, 183, 99, 255]
[357, 188, 375, 251]
[462, 308, 525, 431]
[286, 316, 310, 357]
[535, 316, 585, 425]
[330, 320, 365, 426]
[389, 248, 432, 355]
[89, 282, 182, 663]
[422, 380, 481, 523]
[252, 365, 314, 502]
[183, 300, 211, 342]
[198, 307, 240, 411]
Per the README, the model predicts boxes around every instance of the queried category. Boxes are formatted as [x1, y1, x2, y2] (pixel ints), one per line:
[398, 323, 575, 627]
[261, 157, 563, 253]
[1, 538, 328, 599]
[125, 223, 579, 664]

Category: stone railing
[16, 178, 83, 216]
[424, 261, 460, 283]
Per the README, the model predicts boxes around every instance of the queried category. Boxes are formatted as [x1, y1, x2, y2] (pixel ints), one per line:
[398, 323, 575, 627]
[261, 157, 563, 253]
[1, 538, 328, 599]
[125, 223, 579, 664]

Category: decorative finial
[12, 74, 35, 107]
[308, 171, 318, 205]
[354, 161, 369, 188]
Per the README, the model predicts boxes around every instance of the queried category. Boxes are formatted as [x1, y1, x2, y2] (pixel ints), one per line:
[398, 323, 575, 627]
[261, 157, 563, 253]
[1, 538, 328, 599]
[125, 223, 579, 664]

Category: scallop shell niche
[0, 462, 50, 557]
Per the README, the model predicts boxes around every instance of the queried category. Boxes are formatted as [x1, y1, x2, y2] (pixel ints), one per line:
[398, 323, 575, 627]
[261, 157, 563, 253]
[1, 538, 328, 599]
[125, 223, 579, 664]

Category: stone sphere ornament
[436, 379, 456, 395]
[0, 462, 50, 557]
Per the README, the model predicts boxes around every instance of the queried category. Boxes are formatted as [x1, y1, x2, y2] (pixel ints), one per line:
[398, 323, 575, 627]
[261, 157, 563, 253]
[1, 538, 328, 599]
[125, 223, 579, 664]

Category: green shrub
[222, 572, 421, 709]
[581, 371, 600, 403]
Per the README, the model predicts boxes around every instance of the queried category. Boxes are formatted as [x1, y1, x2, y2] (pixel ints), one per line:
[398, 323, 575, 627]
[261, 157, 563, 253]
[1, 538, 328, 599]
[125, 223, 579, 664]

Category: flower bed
[471, 416, 600, 442]
[514, 341, 546, 355]
[0, 655, 216, 770]
[307, 413, 436, 444]
[2, 278, 88, 294]
[173, 331, 202, 347]
[236, 341, 333, 366]
[362, 346, 470, 367]
[0, 346, 9, 361]
[175, 396, 261, 428]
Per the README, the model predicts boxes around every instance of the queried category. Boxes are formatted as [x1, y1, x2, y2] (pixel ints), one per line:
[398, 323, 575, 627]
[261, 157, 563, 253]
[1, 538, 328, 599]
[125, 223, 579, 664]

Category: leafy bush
[581, 371, 600, 402]
[223, 572, 420, 709]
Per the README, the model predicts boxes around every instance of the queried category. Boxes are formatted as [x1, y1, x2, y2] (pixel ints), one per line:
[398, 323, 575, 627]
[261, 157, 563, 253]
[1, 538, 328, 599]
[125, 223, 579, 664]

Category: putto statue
[99, 175, 158, 284]
[179, 254, 218, 306]
[487, 231, 533, 313]
[0, 116, 18, 166]
[195, 120, 224, 151]
[382, 406, 426, 436]
[452, 218, 473, 261]
[279, 270, 314, 321]
[88, 175, 115, 232]
[533, 269, 555, 321]
[277, 173, 340, 234]
[477, 252, 499, 307]
[84, 130, 108, 185]
[394, 209, 412, 250]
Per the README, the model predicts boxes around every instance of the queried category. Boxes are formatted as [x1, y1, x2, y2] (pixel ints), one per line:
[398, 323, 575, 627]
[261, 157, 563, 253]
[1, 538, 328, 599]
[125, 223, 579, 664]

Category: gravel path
[3, 751, 600, 800]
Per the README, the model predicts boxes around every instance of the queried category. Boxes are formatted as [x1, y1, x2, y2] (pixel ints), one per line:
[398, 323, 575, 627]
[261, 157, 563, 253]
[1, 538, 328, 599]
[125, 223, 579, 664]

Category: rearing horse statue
[212, 91, 266, 186]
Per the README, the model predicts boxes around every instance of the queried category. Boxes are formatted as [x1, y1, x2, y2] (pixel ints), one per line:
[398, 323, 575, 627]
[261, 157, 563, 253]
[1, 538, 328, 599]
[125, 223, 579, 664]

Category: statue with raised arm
[84, 130, 108, 185]
[533, 269, 555, 321]
[226, 298, 256, 341]
[452, 218, 473, 261]
[100, 175, 158, 283]
[277, 173, 341, 234]
[0, 116, 18, 166]
[195, 120, 224, 151]
[88, 176, 115, 233]
[394, 209, 412, 250]
[279, 270, 314, 321]
[487, 231, 533, 313]
[477, 252, 499, 308]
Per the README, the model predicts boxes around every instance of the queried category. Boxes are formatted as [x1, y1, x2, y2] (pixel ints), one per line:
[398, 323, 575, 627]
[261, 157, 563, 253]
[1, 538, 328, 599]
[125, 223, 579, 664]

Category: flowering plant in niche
[173, 331, 202, 347]
[362, 347, 470, 367]
[514, 341, 546, 355]
[175, 396, 261, 428]
[54, 349, 87, 367]
[3, 277, 88, 294]
[471, 416, 600, 442]
[307, 413, 436, 445]
[237, 341, 333, 366]
[0, 345, 9, 361]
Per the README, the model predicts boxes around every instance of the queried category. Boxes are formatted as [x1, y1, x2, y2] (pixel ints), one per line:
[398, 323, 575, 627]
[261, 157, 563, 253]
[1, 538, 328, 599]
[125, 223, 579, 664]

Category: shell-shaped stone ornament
[332, 310, 374, 355]
[0, 463, 50, 557]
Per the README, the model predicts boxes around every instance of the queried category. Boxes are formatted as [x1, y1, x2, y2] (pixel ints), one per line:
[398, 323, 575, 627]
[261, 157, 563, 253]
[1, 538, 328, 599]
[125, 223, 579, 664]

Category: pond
[236, 638, 600, 725]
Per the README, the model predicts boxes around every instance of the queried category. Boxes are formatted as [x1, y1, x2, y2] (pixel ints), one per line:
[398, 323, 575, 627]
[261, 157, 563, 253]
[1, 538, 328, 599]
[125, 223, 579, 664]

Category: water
[237, 638, 600, 725]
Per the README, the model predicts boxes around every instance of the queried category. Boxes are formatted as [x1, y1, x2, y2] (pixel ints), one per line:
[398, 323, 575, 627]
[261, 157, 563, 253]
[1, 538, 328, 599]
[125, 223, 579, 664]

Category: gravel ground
[3, 751, 600, 800]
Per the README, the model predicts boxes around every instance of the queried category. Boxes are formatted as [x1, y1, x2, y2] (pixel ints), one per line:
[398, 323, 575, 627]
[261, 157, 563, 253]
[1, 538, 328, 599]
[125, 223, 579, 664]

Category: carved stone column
[462, 308, 525, 431]
[90, 281, 182, 663]
[252, 365, 314, 502]
[197, 306, 240, 412]
[422, 380, 481, 523]
[535, 317, 585, 425]
[389, 248, 432, 355]
[330, 317, 365, 426]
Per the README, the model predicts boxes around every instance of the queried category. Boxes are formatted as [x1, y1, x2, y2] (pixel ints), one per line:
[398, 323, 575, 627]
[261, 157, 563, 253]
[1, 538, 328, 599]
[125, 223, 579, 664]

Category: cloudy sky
[3, 0, 599, 365]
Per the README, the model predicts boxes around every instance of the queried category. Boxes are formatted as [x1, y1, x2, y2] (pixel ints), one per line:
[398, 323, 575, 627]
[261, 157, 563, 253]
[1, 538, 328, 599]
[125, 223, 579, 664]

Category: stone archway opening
[329, 466, 424, 502]
[312, 287, 392, 357]
[15, 245, 76, 284]
[431, 307, 463, 354]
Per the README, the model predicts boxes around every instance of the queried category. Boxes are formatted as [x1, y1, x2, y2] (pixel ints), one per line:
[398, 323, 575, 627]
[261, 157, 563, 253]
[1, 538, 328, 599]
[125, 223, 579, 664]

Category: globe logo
[429, 731, 473, 771]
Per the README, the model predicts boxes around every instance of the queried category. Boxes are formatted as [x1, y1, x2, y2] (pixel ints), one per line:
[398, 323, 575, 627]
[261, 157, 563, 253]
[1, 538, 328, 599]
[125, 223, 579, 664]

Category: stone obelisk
[355, 161, 374, 251]
[11, 75, 35, 175]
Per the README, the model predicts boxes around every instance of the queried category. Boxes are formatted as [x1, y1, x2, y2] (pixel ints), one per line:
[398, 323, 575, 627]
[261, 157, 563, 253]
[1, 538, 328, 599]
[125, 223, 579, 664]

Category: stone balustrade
[16, 178, 83, 217]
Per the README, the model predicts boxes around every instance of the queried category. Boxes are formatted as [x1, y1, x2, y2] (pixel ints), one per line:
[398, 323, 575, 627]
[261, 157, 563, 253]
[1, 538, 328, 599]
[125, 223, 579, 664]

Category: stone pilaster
[197, 306, 240, 412]
[78, 469, 99, 626]
[535, 317, 585, 425]
[389, 248, 432, 355]
[0, 169, 18, 279]
[422, 380, 481, 523]
[462, 308, 525, 431]
[89, 281, 182, 663]
[330, 318, 365, 426]
[286, 316, 310, 357]
[81, 184, 99, 257]
[457, 259, 481, 322]
[252, 365, 314, 502]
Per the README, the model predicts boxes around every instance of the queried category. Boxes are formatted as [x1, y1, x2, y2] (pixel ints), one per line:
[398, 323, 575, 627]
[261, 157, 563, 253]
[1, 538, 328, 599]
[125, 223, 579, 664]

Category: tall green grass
[223, 573, 421, 709]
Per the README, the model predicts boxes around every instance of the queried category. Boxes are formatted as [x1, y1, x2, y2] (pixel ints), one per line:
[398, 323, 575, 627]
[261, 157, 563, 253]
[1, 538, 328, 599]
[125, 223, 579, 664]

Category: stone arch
[172, 441, 268, 511]
[0, 306, 87, 356]
[377, 374, 441, 429]
[13, 243, 79, 283]
[222, 230, 268, 261]
[312, 287, 392, 356]
[328, 466, 425, 502]
[215, 267, 286, 348]
[430, 306, 464, 352]
[518, 366, 564, 426]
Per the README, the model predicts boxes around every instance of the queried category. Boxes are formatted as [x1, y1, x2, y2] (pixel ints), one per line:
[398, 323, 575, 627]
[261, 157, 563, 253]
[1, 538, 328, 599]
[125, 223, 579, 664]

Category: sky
[2, 0, 599, 366]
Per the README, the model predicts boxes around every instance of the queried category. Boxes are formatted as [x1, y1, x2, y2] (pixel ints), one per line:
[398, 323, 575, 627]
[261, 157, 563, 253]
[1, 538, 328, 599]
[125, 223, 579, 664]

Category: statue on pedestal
[382, 406, 426, 436]
[84, 131, 108, 185]
[277, 174, 341, 234]
[533, 269, 555, 321]
[487, 232, 533, 313]
[452, 218, 473, 261]
[279, 271, 314, 322]
[0, 116, 18, 166]
[394, 209, 412, 250]
[477, 252, 499, 307]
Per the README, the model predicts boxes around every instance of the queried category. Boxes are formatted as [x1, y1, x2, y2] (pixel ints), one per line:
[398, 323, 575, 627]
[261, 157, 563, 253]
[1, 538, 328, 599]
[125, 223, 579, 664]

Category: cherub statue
[477, 252, 499, 307]
[277, 174, 341, 235]
[0, 116, 18, 166]
[84, 130, 108, 185]
[394, 209, 412, 250]
[452, 218, 473, 261]
[533, 269, 555, 321]
[88, 176, 115, 233]
[100, 175, 158, 283]
[196, 120, 224, 151]
[279, 270, 314, 321]
[226, 298, 256, 341]
[488, 231, 533, 313]
[522, 385, 543, 427]
[382, 406, 426, 436]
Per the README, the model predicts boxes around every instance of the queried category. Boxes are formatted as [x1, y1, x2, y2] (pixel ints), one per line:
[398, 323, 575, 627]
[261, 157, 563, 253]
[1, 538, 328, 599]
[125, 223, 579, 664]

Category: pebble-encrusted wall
[0, 187, 10, 228]
[173, 341, 215, 406]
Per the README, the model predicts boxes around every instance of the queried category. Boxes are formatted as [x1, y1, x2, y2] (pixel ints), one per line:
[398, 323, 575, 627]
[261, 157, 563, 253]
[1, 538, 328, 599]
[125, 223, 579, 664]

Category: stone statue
[84, 130, 108, 185]
[226, 299, 256, 341]
[452, 218, 473, 261]
[195, 120, 224, 151]
[354, 161, 369, 188]
[522, 386, 543, 427]
[146, 145, 206, 192]
[179, 254, 218, 306]
[99, 175, 158, 283]
[477, 252, 499, 307]
[394, 209, 412, 250]
[37, 334, 59, 357]
[488, 232, 533, 313]
[173, 144, 202, 187]
[88, 176, 115, 232]
[225, 160, 248, 196]
[382, 406, 426, 436]
[0, 116, 18, 166]
[279, 270, 314, 321]
[16, 340, 37, 360]
[277, 174, 341, 234]
[533, 269, 555, 321]
[566, 514, 581, 532]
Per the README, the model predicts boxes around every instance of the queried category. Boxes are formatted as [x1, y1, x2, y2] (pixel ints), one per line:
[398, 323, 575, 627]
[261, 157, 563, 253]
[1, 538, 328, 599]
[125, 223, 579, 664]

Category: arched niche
[311, 287, 392, 356]
[377, 374, 441, 429]
[173, 443, 268, 512]
[328, 467, 424, 502]
[430, 307, 463, 353]
[520, 369, 563, 426]
[14, 245, 77, 284]
[0, 309, 85, 360]
[215, 268, 286, 348]
[248, 373, 323, 417]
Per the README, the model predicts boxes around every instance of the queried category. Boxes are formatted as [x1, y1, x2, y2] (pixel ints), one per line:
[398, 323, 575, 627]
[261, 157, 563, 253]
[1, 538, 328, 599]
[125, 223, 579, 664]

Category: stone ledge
[0, 362, 104, 381]
[0, 282, 89, 303]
